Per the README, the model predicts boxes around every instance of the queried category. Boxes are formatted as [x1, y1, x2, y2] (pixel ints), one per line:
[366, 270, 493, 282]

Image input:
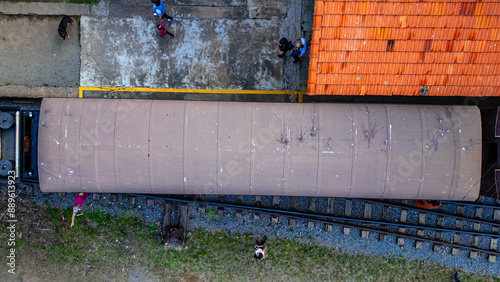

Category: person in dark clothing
[254, 235, 267, 259]
[277, 38, 294, 58]
[452, 272, 461, 282]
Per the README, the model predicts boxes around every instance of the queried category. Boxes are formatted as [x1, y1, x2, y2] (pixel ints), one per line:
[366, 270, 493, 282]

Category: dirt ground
[0, 15, 81, 87]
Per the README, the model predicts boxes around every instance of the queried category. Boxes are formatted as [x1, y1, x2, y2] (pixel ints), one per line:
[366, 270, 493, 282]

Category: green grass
[1, 204, 499, 281]
[41, 207, 158, 265]
[204, 207, 220, 222]
[1, 0, 99, 4]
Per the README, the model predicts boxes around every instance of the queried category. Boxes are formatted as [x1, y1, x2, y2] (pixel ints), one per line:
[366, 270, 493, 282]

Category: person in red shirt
[413, 200, 441, 209]
[157, 20, 175, 38]
[71, 192, 89, 228]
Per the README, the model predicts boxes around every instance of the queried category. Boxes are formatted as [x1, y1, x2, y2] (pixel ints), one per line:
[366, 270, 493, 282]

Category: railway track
[24, 186, 500, 262]
[117, 193, 500, 263]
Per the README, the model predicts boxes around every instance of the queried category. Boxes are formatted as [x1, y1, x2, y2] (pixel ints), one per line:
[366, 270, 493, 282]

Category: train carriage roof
[38, 98, 482, 201]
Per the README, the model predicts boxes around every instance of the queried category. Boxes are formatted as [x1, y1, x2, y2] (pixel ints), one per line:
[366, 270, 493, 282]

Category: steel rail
[359, 199, 500, 228]
[441, 200, 500, 209]
[127, 194, 500, 238]
[127, 193, 500, 256]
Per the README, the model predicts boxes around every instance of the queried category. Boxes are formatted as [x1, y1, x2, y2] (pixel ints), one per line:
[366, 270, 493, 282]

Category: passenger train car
[2, 98, 498, 201]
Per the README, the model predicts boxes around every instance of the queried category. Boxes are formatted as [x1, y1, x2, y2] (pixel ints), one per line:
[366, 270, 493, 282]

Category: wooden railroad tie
[289, 196, 298, 211]
[147, 198, 155, 206]
[379, 205, 390, 242]
[236, 195, 243, 204]
[470, 206, 483, 259]
[198, 205, 206, 213]
[415, 212, 426, 249]
[271, 196, 280, 222]
[493, 210, 500, 234]
[361, 203, 372, 239]
[129, 196, 136, 205]
[398, 209, 408, 246]
[308, 197, 316, 229]
[163, 201, 172, 228]
[272, 196, 280, 208]
[451, 207, 464, 255]
[343, 199, 353, 235]
[255, 196, 262, 207]
[325, 198, 335, 232]
[489, 238, 498, 263]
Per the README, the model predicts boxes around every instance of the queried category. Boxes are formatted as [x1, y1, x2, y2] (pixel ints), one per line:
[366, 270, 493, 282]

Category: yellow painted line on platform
[79, 86, 306, 102]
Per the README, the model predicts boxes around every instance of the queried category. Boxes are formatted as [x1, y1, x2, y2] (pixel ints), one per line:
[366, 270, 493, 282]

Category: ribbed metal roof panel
[308, 0, 500, 95]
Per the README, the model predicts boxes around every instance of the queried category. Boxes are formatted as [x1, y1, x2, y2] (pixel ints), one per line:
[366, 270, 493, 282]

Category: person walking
[157, 20, 175, 38]
[254, 235, 267, 260]
[71, 192, 89, 228]
[152, 0, 174, 21]
[291, 37, 308, 63]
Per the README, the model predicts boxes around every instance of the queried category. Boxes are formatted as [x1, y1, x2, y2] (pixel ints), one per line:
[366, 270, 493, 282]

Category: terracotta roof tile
[308, 0, 500, 96]
[321, 2, 500, 16]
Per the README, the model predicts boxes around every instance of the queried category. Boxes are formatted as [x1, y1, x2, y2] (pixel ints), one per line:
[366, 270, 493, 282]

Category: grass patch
[0, 204, 499, 281]
[1, 0, 99, 4]
[204, 207, 220, 222]
[41, 207, 159, 266]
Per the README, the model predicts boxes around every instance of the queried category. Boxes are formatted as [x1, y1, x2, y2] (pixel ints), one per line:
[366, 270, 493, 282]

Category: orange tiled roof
[307, 0, 500, 96]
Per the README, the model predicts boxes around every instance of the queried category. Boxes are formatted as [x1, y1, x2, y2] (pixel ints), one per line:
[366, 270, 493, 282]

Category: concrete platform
[0, 15, 81, 88]
[81, 0, 312, 91]
[81, 16, 289, 90]
[0, 0, 312, 97]
[0, 2, 90, 16]
[0, 86, 78, 98]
